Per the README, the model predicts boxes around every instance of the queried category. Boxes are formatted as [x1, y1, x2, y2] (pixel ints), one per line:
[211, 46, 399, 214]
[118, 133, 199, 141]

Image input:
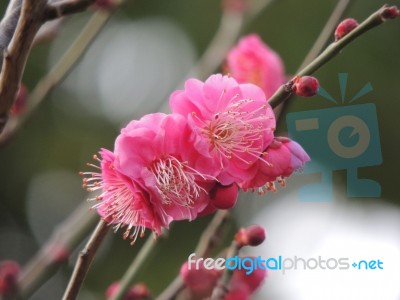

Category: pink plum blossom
[114, 113, 213, 224]
[83, 149, 169, 242]
[226, 34, 285, 99]
[170, 74, 276, 185]
[240, 136, 310, 193]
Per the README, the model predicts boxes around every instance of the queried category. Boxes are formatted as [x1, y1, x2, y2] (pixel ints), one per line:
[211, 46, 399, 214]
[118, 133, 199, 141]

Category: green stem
[269, 4, 396, 109]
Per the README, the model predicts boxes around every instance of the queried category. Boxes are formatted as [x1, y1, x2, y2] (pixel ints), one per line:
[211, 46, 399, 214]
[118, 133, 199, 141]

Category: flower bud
[292, 76, 319, 97]
[235, 225, 266, 247]
[10, 84, 27, 116]
[222, 0, 247, 13]
[49, 244, 70, 263]
[230, 262, 267, 292]
[106, 282, 151, 300]
[180, 261, 221, 294]
[335, 18, 359, 41]
[0, 260, 20, 296]
[381, 6, 399, 20]
[210, 183, 239, 209]
[94, 0, 118, 10]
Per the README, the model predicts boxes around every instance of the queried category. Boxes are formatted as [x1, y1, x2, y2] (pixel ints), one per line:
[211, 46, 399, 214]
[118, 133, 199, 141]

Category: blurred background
[0, 0, 399, 299]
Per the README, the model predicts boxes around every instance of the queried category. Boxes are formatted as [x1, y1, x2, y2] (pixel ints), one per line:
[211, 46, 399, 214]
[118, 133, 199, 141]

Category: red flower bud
[381, 6, 399, 20]
[0, 260, 20, 296]
[180, 261, 221, 294]
[49, 244, 70, 263]
[10, 84, 27, 116]
[224, 287, 250, 300]
[335, 18, 359, 41]
[93, 0, 118, 10]
[106, 282, 151, 300]
[222, 0, 247, 13]
[292, 76, 319, 97]
[210, 183, 238, 210]
[230, 261, 267, 292]
[235, 225, 266, 247]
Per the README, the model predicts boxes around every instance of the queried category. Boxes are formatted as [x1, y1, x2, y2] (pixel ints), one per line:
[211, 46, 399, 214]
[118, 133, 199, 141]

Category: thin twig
[156, 210, 231, 300]
[45, 0, 97, 20]
[194, 209, 230, 256]
[18, 202, 98, 299]
[0, 9, 112, 145]
[192, 0, 277, 81]
[0, 0, 23, 70]
[0, 0, 102, 135]
[297, 0, 352, 71]
[210, 241, 239, 300]
[247, 0, 275, 21]
[155, 276, 184, 300]
[62, 219, 109, 300]
[191, 11, 244, 81]
[0, 0, 47, 134]
[159, 0, 276, 111]
[109, 233, 158, 300]
[269, 4, 399, 109]
[274, 0, 352, 119]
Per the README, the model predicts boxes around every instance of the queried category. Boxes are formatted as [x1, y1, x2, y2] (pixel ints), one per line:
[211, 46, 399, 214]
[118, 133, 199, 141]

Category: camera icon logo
[286, 73, 382, 201]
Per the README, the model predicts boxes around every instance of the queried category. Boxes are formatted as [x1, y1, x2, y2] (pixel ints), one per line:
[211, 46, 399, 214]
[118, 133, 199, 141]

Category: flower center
[150, 155, 205, 207]
[200, 97, 272, 164]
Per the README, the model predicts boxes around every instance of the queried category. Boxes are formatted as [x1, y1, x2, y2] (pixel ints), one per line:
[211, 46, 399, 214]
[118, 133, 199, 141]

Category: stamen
[150, 155, 207, 207]
[201, 97, 272, 166]
[81, 152, 154, 245]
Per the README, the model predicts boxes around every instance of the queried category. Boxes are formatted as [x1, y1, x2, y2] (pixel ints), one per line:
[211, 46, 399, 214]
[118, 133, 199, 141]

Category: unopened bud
[222, 0, 247, 13]
[94, 0, 118, 10]
[235, 225, 266, 247]
[180, 261, 220, 294]
[292, 76, 319, 97]
[106, 282, 151, 300]
[225, 288, 250, 300]
[381, 6, 399, 20]
[210, 183, 238, 209]
[0, 260, 20, 296]
[10, 84, 27, 116]
[49, 244, 70, 263]
[230, 260, 267, 292]
[335, 18, 359, 41]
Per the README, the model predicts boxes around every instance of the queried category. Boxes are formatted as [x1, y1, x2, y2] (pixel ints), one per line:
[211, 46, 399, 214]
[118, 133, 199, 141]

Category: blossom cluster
[82, 35, 310, 243]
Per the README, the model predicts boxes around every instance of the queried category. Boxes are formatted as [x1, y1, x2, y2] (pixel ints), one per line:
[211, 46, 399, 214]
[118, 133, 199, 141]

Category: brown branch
[274, 0, 352, 119]
[0, 0, 47, 134]
[45, 0, 97, 21]
[0, 0, 23, 70]
[297, 0, 352, 71]
[269, 4, 399, 109]
[210, 240, 239, 300]
[18, 202, 98, 299]
[0, 0, 100, 135]
[62, 219, 109, 300]
[0, 9, 112, 145]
